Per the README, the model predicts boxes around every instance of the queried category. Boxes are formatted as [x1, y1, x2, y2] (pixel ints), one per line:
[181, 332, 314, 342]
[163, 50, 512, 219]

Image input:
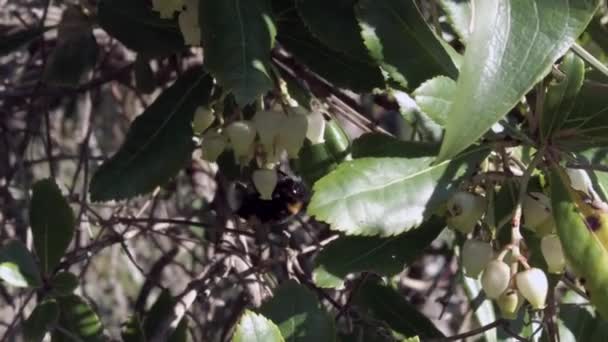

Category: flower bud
[481, 260, 511, 299]
[252, 168, 278, 200]
[306, 111, 326, 144]
[566, 168, 592, 194]
[201, 131, 226, 162]
[516, 268, 548, 309]
[225, 121, 256, 164]
[278, 111, 308, 158]
[541, 235, 566, 274]
[253, 110, 283, 154]
[192, 106, 215, 134]
[462, 239, 493, 278]
[497, 289, 523, 320]
[446, 191, 486, 234]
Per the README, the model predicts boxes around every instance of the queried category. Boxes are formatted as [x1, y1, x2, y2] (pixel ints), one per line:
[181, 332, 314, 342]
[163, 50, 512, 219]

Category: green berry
[201, 131, 226, 162]
[497, 289, 523, 320]
[462, 239, 493, 278]
[481, 260, 511, 299]
[192, 106, 215, 134]
[446, 191, 486, 234]
[523, 192, 555, 236]
[516, 268, 548, 309]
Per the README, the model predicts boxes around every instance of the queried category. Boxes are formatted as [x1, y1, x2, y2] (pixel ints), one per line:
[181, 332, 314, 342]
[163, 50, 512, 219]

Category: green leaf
[296, 0, 370, 61]
[540, 52, 586, 143]
[97, 0, 185, 56]
[292, 120, 351, 186]
[354, 279, 444, 339]
[168, 317, 189, 342]
[549, 165, 608, 319]
[438, 0, 472, 43]
[233, 310, 284, 342]
[0, 240, 42, 288]
[200, 0, 276, 105]
[550, 78, 608, 149]
[30, 179, 75, 275]
[134, 55, 157, 94]
[276, 1, 384, 92]
[49, 271, 79, 297]
[351, 133, 439, 159]
[308, 146, 487, 236]
[23, 299, 60, 342]
[355, 0, 458, 89]
[0, 27, 49, 56]
[43, 31, 98, 88]
[121, 315, 145, 342]
[413, 76, 457, 126]
[143, 290, 188, 341]
[552, 291, 608, 342]
[89, 69, 213, 201]
[313, 216, 444, 288]
[55, 295, 104, 341]
[260, 280, 335, 342]
[437, 0, 600, 162]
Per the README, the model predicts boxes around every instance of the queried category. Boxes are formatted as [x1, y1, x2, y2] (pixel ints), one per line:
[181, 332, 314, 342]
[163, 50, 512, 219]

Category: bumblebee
[231, 173, 309, 224]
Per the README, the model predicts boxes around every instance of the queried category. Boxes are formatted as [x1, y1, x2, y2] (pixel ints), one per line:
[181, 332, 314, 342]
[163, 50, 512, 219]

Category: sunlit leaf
[438, 0, 471, 43]
[438, 0, 599, 162]
[233, 310, 284, 342]
[0, 240, 42, 288]
[413, 76, 457, 126]
[308, 146, 487, 236]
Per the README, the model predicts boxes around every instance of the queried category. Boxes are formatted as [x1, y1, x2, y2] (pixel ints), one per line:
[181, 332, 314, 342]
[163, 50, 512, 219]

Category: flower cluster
[194, 106, 324, 197]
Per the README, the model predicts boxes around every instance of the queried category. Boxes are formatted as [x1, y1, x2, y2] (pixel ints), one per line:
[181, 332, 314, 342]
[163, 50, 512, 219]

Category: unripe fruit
[541, 234, 566, 274]
[306, 112, 326, 144]
[497, 289, 523, 320]
[201, 131, 226, 162]
[566, 168, 592, 194]
[252, 168, 278, 200]
[446, 191, 486, 234]
[516, 268, 548, 309]
[462, 239, 494, 278]
[192, 106, 215, 134]
[522, 192, 555, 236]
[225, 121, 256, 164]
[481, 260, 511, 299]
[278, 112, 308, 158]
